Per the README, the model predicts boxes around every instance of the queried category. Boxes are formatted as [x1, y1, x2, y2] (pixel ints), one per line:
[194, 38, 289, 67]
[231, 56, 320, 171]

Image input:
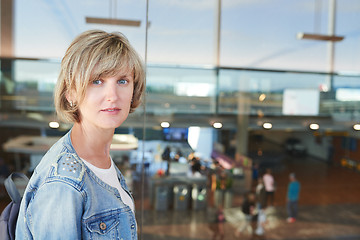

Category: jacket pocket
[84, 209, 137, 240]
[85, 212, 120, 239]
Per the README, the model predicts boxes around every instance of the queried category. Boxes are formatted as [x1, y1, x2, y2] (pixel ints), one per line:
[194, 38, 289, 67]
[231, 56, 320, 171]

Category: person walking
[286, 173, 301, 223]
[263, 168, 275, 207]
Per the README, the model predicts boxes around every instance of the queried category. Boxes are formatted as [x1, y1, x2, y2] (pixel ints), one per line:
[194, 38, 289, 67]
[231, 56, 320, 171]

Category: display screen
[282, 89, 320, 116]
[163, 128, 188, 142]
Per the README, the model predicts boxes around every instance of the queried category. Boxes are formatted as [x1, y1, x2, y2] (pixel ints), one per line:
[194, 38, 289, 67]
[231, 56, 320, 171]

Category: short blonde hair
[54, 29, 145, 123]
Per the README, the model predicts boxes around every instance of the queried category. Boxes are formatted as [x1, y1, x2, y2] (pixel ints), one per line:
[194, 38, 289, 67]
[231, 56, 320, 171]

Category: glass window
[221, 0, 330, 71]
[1, 1, 360, 239]
[146, 65, 217, 114]
[146, 0, 216, 65]
[335, 0, 360, 72]
[218, 69, 329, 115]
[14, 0, 147, 59]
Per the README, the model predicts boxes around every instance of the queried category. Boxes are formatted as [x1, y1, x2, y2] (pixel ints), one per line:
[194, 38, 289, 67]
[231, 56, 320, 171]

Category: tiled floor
[138, 204, 360, 240]
[135, 154, 360, 240]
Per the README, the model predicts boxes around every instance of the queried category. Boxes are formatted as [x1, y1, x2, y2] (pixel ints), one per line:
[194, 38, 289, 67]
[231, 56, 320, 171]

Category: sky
[12, 0, 360, 73]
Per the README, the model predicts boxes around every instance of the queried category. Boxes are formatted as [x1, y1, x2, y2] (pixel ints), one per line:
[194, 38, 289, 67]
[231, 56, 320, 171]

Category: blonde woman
[16, 30, 145, 239]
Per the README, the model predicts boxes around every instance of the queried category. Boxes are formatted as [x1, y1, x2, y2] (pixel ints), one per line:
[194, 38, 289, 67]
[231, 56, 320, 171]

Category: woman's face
[77, 69, 134, 130]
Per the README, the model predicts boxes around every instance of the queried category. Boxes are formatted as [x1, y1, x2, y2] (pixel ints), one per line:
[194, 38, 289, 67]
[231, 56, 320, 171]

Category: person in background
[254, 207, 267, 239]
[286, 172, 301, 223]
[253, 178, 267, 239]
[255, 178, 267, 210]
[162, 146, 171, 176]
[190, 155, 202, 175]
[262, 168, 275, 207]
[236, 191, 257, 238]
[252, 163, 259, 188]
[211, 204, 226, 240]
[16, 29, 145, 239]
[209, 159, 220, 207]
[187, 161, 202, 178]
[174, 148, 183, 162]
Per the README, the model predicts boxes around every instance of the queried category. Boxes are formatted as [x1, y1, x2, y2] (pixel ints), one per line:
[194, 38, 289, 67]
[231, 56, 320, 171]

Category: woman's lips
[101, 108, 120, 112]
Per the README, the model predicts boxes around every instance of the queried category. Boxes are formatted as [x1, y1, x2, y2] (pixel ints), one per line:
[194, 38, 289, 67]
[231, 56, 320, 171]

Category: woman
[16, 30, 145, 239]
[263, 168, 275, 207]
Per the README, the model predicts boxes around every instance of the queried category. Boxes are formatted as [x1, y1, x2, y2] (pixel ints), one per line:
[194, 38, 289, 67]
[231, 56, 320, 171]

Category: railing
[1, 57, 360, 121]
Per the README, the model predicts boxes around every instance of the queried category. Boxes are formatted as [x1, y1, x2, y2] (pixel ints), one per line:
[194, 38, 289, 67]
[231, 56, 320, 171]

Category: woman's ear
[66, 90, 76, 107]
[65, 94, 72, 106]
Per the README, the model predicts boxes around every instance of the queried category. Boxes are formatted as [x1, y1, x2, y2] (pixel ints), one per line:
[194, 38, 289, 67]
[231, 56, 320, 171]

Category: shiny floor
[1, 153, 359, 240]
[134, 155, 360, 240]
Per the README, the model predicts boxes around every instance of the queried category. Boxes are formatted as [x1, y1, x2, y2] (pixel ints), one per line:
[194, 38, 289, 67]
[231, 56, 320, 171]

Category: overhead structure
[296, 33, 343, 42]
[297, 0, 343, 43]
[85, 0, 141, 27]
[86, 17, 141, 27]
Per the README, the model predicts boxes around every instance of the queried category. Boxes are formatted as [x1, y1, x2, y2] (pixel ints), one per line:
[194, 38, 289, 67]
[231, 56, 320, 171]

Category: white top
[255, 209, 266, 235]
[81, 158, 135, 213]
[256, 183, 264, 195]
[263, 173, 275, 192]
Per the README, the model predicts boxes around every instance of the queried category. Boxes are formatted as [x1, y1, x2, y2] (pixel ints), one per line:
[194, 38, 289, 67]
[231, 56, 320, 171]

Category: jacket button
[100, 222, 107, 230]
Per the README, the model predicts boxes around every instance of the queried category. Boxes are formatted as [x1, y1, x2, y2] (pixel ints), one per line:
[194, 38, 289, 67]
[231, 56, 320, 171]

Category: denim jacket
[16, 130, 137, 239]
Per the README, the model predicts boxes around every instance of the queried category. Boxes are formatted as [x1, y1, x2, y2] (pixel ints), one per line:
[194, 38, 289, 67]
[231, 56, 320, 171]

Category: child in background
[211, 205, 226, 240]
[254, 208, 267, 239]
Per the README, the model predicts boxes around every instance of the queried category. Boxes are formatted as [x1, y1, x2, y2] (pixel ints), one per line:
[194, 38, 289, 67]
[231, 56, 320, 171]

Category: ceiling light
[213, 122, 222, 129]
[161, 122, 170, 128]
[353, 124, 360, 131]
[309, 123, 320, 130]
[259, 93, 266, 102]
[49, 121, 60, 129]
[263, 122, 272, 130]
[297, 33, 344, 42]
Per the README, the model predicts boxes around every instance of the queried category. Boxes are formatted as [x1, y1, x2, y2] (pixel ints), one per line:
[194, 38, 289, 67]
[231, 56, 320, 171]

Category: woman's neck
[71, 123, 114, 169]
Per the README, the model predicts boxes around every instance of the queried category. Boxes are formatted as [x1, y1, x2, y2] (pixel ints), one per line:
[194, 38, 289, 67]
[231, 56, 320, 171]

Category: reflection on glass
[1, 58, 360, 118]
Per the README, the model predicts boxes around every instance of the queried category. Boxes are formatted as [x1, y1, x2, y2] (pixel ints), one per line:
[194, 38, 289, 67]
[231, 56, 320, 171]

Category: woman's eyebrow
[117, 72, 133, 79]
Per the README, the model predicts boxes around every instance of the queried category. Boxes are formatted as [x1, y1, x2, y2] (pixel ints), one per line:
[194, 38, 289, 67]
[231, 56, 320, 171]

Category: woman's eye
[118, 79, 128, 84]
[92, 79, 102, 85]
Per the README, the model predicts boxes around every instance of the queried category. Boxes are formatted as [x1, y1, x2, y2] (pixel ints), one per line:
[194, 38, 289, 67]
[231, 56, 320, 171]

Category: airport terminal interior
[1, 0, 360, 239]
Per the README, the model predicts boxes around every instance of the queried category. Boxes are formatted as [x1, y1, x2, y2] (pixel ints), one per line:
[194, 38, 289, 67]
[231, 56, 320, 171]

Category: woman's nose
[106, 83, 119, 102]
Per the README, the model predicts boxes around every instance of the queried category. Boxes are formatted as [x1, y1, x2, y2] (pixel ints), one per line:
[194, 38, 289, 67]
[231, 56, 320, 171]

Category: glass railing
[0, 58, 60, 112]
[146, 65, 217, 115]
[1, 57, 360, 121]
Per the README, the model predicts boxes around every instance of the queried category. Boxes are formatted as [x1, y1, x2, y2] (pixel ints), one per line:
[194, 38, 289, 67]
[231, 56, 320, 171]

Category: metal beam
[0, 0, 14, 56]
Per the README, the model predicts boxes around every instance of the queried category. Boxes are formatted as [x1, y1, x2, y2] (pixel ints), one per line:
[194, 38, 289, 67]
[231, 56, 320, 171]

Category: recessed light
[353, 124, 360, 131]
[49, 121, 60, 129]
[263, 122, 272, 130]
[213, 122, 222, 129]
[309, 123, 320, 130]
[161, 122, 170, 128]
